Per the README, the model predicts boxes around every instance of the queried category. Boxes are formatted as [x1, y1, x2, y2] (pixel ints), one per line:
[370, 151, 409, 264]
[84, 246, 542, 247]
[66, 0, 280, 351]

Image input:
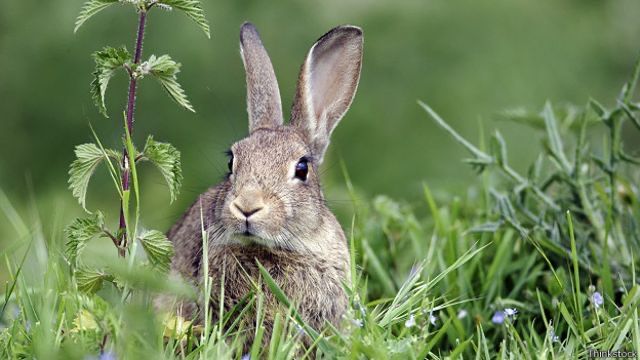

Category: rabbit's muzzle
[230, 187, 266, 227]
[226, 186, 285, 241]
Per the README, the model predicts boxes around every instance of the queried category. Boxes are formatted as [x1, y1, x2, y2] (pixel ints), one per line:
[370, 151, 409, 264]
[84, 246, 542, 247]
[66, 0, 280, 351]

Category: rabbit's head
[215, 23, 363, 251]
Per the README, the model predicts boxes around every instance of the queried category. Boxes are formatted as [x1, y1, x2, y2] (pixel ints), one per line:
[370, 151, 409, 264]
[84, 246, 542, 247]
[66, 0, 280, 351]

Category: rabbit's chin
[223, 230, 323, 254]
[229, 232, 279, 249]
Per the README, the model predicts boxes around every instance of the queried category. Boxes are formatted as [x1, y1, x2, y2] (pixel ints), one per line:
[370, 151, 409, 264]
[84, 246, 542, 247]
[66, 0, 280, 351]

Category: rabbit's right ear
[240, 22, 284, 133]
[290, 25, 363, 164]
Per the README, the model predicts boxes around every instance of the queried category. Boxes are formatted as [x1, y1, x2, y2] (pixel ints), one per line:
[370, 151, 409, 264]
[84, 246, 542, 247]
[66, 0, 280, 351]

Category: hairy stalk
[118, 9, 148, 256]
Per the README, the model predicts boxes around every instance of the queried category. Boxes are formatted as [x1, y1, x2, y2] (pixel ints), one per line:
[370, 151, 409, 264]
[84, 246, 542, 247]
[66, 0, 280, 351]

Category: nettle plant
[66, 0, 209, 291]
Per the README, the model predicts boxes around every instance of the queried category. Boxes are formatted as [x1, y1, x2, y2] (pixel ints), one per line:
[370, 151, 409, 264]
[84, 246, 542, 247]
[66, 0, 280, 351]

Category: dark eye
[227, 152, 234, 173]
[295, 157, 309, 181]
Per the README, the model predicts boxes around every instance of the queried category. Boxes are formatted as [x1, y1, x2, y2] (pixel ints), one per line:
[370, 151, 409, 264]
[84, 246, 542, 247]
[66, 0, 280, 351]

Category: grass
[2, 70, 640, 359]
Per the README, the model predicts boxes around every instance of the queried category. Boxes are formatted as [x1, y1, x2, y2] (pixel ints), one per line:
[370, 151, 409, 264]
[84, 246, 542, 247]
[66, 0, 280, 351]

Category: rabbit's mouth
[224, 203, 290, 248]
[241, 226, 259, 238]
[233, 221, 265, 242]
[239, 219, 256, 236]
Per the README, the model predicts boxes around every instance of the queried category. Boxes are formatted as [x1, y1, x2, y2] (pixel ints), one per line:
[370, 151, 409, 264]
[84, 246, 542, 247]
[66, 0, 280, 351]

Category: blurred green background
[1, 0, 640, 251]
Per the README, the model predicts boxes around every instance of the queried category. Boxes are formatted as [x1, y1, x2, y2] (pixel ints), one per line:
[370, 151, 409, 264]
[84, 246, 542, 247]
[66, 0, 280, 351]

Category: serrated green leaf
[75, 0, 119, 33]
[142, 136, 183, 202]
[68, 144, 121, 210]
[91, 46, 132, 117]
[144, 54, 195, 112]
[138, 229, 174, 272]
[75, 266, 113, 294]
[159, 0, 210, 38]
[65, 212, 105, 266]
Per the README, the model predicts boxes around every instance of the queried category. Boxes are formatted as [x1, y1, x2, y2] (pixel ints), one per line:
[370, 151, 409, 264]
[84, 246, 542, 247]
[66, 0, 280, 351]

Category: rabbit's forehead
[232, 128, 309, 165]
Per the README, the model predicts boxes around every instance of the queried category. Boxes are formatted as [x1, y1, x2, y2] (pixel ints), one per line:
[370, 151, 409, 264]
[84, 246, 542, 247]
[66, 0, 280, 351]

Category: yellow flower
[162, 314, 192, 340]
[71, 309, 99, 332]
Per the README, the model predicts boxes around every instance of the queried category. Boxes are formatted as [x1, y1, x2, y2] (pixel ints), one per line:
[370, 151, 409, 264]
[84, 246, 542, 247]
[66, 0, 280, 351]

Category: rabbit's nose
[233, 202, 263, 218]
[230, 193, 265, 219]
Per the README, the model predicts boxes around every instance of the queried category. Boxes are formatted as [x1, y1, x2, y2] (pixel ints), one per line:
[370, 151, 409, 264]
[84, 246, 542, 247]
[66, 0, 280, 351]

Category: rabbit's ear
[240, 22, 283, 133]
[290, 25, 363, 163]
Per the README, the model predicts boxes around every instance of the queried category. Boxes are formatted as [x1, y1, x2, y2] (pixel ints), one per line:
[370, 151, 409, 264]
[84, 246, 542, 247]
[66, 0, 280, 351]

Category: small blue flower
[504, 308, 518, 317]
[549, 329, 560, 343]
[99, 351, 116, 360]
[294, 323, 306, 336]
[491, 310, 505, 324]
[351, 318, 363, 328]
[591, 292, 604, 308]
[11, 305, 20, 318]
[241, 354, 251, 360]
[358, 303, 367, 317]
[85, 351, 116, 360]
[409, 265, 421, 278]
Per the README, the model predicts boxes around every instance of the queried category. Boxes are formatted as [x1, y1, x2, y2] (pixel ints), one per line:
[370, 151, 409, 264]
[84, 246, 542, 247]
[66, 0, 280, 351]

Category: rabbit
[157, 22, 363, 347]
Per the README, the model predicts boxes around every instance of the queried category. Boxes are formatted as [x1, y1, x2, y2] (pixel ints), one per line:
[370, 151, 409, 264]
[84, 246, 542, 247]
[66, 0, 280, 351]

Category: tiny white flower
[156, 3, 173, 11]
[351, 319, 363, 328]
[580, 163, 589, 175]
[138, 61, 152, 76]
[404, 314, 416, 328]
[428, 311, 438, 326]
[457, 309, 468, 319]
[548, 321, 560, 343]
[504, 308, 518, 317]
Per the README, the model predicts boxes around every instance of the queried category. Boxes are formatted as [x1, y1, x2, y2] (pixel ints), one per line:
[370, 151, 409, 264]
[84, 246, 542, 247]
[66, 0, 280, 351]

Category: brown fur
[157, 22, 363, 348]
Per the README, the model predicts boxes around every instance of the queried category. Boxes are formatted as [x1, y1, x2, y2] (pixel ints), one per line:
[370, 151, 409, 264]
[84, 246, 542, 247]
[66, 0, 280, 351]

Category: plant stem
[118, 9, 148, 257]
[127, 9, 147, 134]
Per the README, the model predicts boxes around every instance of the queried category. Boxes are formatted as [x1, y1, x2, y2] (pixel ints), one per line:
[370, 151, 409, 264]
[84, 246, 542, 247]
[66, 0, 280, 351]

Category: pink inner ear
[310, 48, 343, 122]
[308, 38, 362, 132]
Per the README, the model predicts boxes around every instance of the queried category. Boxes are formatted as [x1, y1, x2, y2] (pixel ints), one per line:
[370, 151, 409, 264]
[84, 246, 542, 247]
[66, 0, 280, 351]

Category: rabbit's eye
[227, 152, 234, 173]
[295, 157, 309, 181]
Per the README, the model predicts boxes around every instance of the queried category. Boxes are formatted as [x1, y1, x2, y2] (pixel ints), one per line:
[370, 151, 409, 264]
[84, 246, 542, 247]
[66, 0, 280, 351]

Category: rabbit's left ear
[240, 22, 284, 133]
[290, 25, 363, 163]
